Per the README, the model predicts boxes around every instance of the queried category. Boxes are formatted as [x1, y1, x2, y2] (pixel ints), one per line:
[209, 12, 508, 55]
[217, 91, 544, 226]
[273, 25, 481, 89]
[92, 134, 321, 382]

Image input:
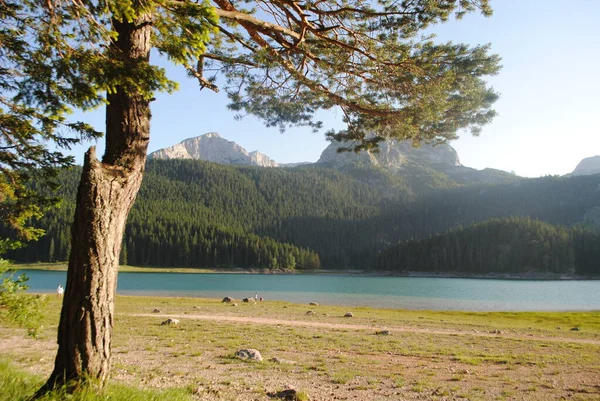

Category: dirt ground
[2, 304, 600, 401]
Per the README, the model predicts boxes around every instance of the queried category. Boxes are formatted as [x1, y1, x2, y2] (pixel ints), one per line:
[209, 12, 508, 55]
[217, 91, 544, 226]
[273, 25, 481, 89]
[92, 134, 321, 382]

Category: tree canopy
[2, 0, 500, 157]
[1, 0, 500, 249]
[376, 217, 600, 276]
[2, 0, 502, 393]
[0, 2, 103, 251]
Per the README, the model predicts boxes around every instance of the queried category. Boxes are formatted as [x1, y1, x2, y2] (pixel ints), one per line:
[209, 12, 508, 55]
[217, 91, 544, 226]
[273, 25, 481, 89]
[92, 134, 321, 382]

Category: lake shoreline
[13, 262, 600, 280]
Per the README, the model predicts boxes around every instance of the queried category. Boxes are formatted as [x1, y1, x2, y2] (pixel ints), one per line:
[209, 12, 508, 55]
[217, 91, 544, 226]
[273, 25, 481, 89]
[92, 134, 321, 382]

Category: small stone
[243, 297, 256, 303]
[376, 330, 390, 336]
[306, 310, 316, 316]
[152, 308, 161, 313]
[344, 312, 354, 318]
[570, 327, 580, 331]
[309, 302, 319, 306]
[235, 348, 262, 361]
[160, 318, 180, 326]
[222, 296, 236, 303]
[232, 303, 238, 307]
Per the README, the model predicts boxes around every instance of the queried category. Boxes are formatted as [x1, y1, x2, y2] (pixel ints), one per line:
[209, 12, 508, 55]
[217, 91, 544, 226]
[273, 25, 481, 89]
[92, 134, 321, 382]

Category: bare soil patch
[1, 297, 599, 400]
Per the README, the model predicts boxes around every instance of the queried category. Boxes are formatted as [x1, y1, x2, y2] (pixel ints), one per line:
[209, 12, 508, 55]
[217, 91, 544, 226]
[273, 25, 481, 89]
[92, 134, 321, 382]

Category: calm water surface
[19, 270, 600, 311]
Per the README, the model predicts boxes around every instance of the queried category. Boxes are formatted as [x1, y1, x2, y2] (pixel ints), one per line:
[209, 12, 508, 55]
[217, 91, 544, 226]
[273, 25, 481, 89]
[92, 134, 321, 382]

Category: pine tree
[4, 0, 501, 393]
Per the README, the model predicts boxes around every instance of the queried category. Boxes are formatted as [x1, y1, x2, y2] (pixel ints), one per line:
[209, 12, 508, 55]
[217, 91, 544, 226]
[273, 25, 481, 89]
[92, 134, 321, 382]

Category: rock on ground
[235, 348, 263, 361]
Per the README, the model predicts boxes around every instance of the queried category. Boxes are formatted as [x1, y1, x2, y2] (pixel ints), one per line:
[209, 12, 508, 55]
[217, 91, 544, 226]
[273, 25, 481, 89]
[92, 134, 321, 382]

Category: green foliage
[377, 217, 600, 275]
[0, 258, 47, 337]
[5, 1, 501, 150]
[217, 0, 500, 144]
[1, 0, 503, 253]
[7, 161, 600, 272]
[1, 0, 503, 265]
[0, 1, 103, 250]
[153, 0, 218, 65]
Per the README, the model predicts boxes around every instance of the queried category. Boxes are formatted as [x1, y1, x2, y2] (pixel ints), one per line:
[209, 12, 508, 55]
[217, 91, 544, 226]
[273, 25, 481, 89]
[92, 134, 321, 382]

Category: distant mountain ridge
[149, 132, 279, 167]
[572, 155, 600, 176]
[150, 132, 465, 169]
[316, 138, 462, 168]
[316, 138, 522, 187]
[148, 132, 522, 188]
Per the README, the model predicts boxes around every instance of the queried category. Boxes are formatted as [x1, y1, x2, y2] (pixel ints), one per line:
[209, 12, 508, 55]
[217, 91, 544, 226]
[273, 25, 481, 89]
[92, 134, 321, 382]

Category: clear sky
[68, 0, 600, 177]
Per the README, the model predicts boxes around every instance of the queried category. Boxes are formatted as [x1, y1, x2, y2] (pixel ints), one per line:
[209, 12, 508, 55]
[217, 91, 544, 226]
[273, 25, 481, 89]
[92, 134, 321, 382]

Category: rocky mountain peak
[316, 138, 462, 169]
[149, 133, 279, 167]
[148, 132, 517, 187]
[572, 155, 600, 176]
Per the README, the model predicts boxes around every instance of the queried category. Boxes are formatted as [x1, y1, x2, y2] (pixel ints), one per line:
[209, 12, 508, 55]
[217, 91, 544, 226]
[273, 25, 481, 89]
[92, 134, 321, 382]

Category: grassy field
[1, 295, 599, 400]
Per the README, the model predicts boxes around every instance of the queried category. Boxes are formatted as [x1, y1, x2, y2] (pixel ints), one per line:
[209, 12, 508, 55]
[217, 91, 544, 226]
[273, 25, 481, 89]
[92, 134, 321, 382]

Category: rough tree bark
[38, 10, 152, 393]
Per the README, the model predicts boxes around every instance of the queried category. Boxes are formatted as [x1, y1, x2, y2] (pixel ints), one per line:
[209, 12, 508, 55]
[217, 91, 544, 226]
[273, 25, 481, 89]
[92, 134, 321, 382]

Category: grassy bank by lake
[11, 262, 228, 274]
[11, 262, 600, 280]
[11, 262, 372, 275]
[1, 295, 599, 400]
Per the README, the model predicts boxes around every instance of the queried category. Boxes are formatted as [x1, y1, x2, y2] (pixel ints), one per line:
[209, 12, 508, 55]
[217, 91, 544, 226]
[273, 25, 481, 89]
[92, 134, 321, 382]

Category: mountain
[149, 132, 279, 167]
[572, 156, 600, 176]
[317, 138, 462, 168]
[149, 133, 518, 188]
[316, 138, 521, 190]
[9, 135, 599, 273]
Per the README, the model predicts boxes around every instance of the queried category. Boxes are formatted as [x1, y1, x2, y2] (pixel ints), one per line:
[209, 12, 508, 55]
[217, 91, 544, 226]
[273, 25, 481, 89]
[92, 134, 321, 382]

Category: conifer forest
[6, 159, 599, 275]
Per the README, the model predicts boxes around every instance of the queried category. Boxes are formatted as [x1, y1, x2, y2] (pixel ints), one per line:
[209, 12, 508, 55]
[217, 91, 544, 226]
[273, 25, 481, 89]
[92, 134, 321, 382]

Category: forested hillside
[8, 159, 600, 271]
[377, 218, 600, 275]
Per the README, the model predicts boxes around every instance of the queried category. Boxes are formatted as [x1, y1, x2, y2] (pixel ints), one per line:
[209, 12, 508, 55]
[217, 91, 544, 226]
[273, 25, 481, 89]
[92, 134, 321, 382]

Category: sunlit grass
[2, 294, 599, 400]
[0, 359, 193, 401]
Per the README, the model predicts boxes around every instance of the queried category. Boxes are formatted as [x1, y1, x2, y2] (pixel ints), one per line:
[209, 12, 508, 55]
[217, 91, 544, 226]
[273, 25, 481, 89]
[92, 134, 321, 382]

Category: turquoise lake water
[18, 270, 600, 311]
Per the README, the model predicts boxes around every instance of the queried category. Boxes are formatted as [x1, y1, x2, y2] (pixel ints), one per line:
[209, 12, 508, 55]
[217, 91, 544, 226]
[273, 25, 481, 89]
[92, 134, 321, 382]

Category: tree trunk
[38, 9, 152, 394]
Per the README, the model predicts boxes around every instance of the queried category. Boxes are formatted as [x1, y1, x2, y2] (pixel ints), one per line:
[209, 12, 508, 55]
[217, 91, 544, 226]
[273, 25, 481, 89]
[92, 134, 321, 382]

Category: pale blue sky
[68, 1, 600, 177]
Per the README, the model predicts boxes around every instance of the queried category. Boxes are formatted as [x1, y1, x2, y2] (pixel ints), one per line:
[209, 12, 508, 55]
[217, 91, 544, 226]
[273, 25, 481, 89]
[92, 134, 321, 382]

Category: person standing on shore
[57, 284, 64, 297]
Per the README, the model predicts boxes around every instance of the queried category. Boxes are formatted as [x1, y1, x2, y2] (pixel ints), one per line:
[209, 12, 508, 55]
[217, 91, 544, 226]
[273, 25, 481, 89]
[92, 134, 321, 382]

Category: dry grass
[1, 295, 599, 400]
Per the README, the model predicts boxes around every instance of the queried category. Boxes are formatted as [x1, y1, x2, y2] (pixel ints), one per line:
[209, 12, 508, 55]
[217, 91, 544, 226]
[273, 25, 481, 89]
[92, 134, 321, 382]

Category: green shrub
[0, 258, 48, 337]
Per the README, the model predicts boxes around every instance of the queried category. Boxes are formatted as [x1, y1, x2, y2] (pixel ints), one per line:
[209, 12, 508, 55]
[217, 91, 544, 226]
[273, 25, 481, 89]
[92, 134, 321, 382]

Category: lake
[17, 269, 600, 312]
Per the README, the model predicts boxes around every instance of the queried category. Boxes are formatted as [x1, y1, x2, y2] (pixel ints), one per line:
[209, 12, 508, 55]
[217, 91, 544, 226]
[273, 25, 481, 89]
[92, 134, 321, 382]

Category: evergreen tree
[4, 1, 501, 392]
[377, 217, 600, 275]
[48, 238, 55, 263]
